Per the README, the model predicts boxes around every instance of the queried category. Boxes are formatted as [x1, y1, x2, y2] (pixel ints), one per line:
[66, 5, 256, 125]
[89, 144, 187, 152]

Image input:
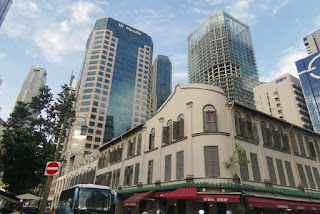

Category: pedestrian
[126, 208, 132, 214]
[11, 203, 23, 214]
[148, 209, 154, 214]
[156, 207, 163, 214]
[142, 209, 148, 214]
[198, 209, 205, 214]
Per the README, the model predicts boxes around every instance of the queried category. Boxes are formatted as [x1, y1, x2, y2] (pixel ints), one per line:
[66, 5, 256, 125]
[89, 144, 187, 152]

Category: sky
[0, 0, 319, 121]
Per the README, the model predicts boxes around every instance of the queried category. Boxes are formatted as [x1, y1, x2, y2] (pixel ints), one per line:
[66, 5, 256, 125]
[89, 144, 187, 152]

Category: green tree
[224, 142, 250, 172]
[0, 85, 75, 194]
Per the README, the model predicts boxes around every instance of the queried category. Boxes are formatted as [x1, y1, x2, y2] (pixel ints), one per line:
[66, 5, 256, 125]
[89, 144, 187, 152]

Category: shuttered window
[305, 165, 316, 189]
[314, 140, 320, 161]
[147, 160, 153, 184]
[132, 137, 136, 157]
[234, 111, 241, 136]
[305, 136, 312, 158]
[312, 167, 320, 190]
[285, 161, 295, 187]
[297, 163, 308, 188]
[252, 123, 259, 144]
[276, 159, 286, 186]
[176, 151, 184, 180]
[297, 134, 306, 156]
[178, 115, 184, 139]
[165, 155, 172, 182]
[309, 141, 317, 158]
[239, 152, 249, 180]
[134, 163, 140, 185]
[204, 105, 217, 132]
[250, 153, 261, 182]
[149, 128, 155, 149]
[167, 120, 173, 143]
[137, 135, 142, 155]
[261, 122, 268, 145]
[290, 132, 299, 154]
[246, 116, 254, 140]
[204, 146, 220, 177]
[116, 169, 120, 187]
[266, 128, 274, 146]
[240, 118, 249, 138]
[266, 156, 277, 184]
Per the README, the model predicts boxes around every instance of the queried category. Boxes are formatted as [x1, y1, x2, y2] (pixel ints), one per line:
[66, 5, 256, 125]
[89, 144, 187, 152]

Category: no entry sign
[44, 161, 61, 176]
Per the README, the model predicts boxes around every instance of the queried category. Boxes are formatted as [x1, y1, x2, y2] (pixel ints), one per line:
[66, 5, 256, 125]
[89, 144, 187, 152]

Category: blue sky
[0, 0, 319, 120]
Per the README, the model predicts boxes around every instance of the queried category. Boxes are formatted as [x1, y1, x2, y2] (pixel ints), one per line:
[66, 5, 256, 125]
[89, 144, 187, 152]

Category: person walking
[142, 210, 148, 214]
[156, 207, 163, 214]
[126, 208, 132, 214]
[148, 209, 154, 214]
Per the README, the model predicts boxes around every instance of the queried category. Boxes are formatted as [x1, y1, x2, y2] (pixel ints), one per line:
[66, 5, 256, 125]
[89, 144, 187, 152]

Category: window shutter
[274, 131, 281, 148]
[162, 127, 167, 145]
[309, 142, 317, 158]
[253, 123, 259, 143]
[266, 128, 273, 145]
[116, 169, 120, 187]
[312, 167, 320, 190]
[111, 170, 116, 188]
[179, 119, 184, 139]
[306, 166, 316, 189]
[261, 126, 268, 145]
[134, 163, 140, 185]
[204, 112, 208, 132]
[212, 146, 220, 177]
[165, 155, 171, 182]
[235, 117, 241, 136]
[137, 140, 141, 155]
[120, 147, 123, 160]
[148, 160, 153, 184]
[282, 134, 289, 151]
[297, 164, 308, 188]
[151, 133, 155, 149]
[123, 167, 128, 186]
[266, 157, 277, 184]
[276, 159, 286, 186]
[240, 118, 248, 138]
[132, 141, 136, 157]
[285, 161, 295, 187]
[314, 140, 320, 161]
[290, 134, 299, 154]
[204, 147, 213, 177]
[129, 166, 133, 186]
[250, 153, 261, 182]
[176, 151, 183, 179]
[238, 152, 249, 180]
[173, 122, 179, 140]
[298, 136, 306, 156]
[305, 140, 312, 158]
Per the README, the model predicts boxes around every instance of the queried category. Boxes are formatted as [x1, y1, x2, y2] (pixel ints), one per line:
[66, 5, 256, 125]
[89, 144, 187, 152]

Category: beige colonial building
[55, 83, 320, 214]
[254, 73, 313, 130]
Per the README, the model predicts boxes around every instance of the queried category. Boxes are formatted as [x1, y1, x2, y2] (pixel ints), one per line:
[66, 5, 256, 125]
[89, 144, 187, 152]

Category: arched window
[204, 105, 217, 132]
[290, 132, 299, 154]
[149, 128, 155, 150]
[297, 134, 306, 156]
[269, 125, 275, 146]
[314, 139, 320, 160]
[115, 145, 120, 162]
[245, 115, 253, 140]
[137, 134, 142, 155]
[277, 128, 284, 149]
[120, 144, 123, 160]
[177, 114, 185, 140]
[305, 136, 316, 158]
[234, 111, 241, 136]
[132, 137, 136, 156]
[261, 121, 269, 145]
[127, 140, 132, 158]
[166, 120, 173, 143]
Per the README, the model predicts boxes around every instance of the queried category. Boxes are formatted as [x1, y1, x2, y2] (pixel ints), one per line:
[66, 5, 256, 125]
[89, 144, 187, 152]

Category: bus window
[79, 188, 111, 211]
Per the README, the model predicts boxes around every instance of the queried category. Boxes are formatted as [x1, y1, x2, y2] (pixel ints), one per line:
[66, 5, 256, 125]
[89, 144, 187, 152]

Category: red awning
[196, 194, 240, 203]
[154, 191, 170, 198]
[246, 196, 320, 211]
[163, 188, 197, 200]
[122, 191, 153, 207]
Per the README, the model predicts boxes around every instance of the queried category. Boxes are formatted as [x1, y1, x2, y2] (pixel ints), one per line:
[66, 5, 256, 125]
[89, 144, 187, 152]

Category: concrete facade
[254, 73, 313, 130]
[15, 66, 47, 105]
[54, 83, 320, 213]
[304, 30, 320, 55]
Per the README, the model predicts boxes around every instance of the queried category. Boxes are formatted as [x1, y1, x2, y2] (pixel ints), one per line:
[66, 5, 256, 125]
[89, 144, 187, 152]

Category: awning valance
[196, 194, 240, 203]
[154, 191, 170, 198]
[246, 196, 320, 210]
[122, 191, 153, 207]
[163, 188, 197, 200]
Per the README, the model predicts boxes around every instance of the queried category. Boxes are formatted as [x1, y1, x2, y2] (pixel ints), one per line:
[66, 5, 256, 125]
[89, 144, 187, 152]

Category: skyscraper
[296, 51, 320, 133]
[15, 66, 47, 105]
[0, 0, 12, 27]
[254, 73, 313, 130]
[188, 11, 260, 106]
[151, 55, 172, 114]
[68, 18, 153, 157]
[304, 30, 320, 55]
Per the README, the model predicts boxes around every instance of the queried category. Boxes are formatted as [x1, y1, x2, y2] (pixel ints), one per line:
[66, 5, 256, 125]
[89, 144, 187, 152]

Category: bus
[56, 184, 117, 214]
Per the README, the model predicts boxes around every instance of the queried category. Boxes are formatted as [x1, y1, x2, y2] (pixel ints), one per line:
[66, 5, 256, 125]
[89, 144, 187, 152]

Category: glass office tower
[188, 11, 260, 106]
[296, 51, 320, 133]
[0, 0, 12, 27]
[69, 18, 153, 156]
[151, 55, 172, 114]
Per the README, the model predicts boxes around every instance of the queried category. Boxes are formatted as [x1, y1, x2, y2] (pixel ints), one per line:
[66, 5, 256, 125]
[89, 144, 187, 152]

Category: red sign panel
[196, 194, 240, 203]
[122, 202, 139, 207]
[44, 161, 60, 176]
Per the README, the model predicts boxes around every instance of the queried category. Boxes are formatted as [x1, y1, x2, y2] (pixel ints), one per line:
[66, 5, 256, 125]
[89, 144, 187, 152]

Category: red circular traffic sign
[45, 162, 59, 175]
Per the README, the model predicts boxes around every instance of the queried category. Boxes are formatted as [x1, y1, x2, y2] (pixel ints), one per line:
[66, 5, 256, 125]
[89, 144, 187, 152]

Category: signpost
[44, 162, 60, 176]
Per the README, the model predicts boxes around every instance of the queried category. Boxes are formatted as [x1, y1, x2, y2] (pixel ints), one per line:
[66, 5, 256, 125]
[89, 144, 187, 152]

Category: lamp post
[39, 115, 87, 214]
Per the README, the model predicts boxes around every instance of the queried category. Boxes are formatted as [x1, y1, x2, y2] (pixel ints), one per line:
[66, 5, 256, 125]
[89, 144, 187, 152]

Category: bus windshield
[78, 188, 111, 211]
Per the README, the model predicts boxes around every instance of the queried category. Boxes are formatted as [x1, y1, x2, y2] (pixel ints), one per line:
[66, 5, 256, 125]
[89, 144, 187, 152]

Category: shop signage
[196, 195, 240, 203]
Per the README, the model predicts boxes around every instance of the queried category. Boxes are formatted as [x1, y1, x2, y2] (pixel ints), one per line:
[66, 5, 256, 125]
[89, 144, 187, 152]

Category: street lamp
[39, 115, 87, 214]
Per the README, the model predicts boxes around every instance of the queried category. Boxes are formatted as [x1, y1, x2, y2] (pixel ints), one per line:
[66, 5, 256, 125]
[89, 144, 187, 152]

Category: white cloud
[314, 15, 320, 28]
[190, 7, 212, 15]
[204, 0, 226, 5]
[69, 1, 101, 24]
[0, 54, 8, 58]
[261, 44, 307, 82]
[272, 0, 289, 16]
[96, 1, 109, 6]
[59, 20, 71, 32]
[29, 1, 41, 13]
[2, 22, 28, 38]
[226, 0, 256, 23]
[170, 53, 188, 66]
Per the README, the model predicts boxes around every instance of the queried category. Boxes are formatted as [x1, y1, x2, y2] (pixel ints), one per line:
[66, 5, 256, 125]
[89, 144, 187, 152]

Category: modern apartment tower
[68, 18, 153, 157]
[15, 66, 47, 105]
[151, 55, 172, 115]
[296, 51, 320, 133]
[254, 73, 313, 130]
[304, 30, 320, 55]
[0, 0, 12, 27]
[188, 11, 260, 106]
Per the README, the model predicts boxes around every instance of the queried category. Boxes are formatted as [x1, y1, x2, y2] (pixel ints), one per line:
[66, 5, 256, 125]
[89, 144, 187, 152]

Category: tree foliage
[0, 85, 75, 194]
[224, 142, 250, 169]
